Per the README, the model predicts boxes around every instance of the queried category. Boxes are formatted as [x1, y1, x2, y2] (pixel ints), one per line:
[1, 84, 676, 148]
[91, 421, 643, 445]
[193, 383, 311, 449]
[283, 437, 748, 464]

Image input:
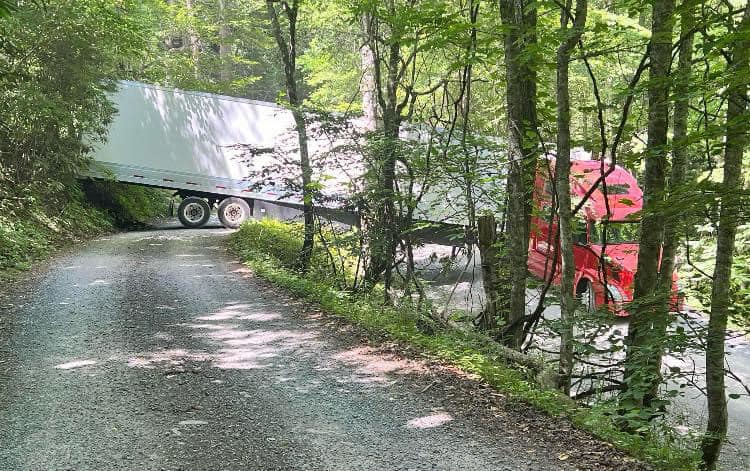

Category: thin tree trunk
[555, 0, 587, 395]
[658, 4, 693, 294]
[635, 6, 695, 400]
[368, 113, 399, 295]
[359, 12, 379, 132]
[363, 1, 402, 294]
[477, 214, 499, 330]
[701, 6, 750, 468]
[460, 0, 479, 240]
[621, 0, 674, 412]
[218, 0, 232, 84]
[266, 0, 315, 272]
[185, 0, 200, 79]
[498, 0, 539, 349]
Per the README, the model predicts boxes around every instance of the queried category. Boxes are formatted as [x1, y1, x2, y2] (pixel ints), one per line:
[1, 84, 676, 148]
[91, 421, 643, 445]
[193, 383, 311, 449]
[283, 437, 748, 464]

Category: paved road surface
[0, 222, 643, 471]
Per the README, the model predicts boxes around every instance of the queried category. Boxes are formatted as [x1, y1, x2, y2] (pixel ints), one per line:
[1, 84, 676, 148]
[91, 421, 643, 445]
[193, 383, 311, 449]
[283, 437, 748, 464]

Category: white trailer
[86, 81, 320, 228]
[86, 81, 490, 243]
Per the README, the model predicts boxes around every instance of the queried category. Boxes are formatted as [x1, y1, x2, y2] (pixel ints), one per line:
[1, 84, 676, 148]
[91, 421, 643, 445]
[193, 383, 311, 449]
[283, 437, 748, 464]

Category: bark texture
[658, 3, 694, 293]
[266, 0, 315, 272]
[555, 0, 587, 394]
[477, 214, 499, 330]
[218, 0, 231, 84]
[498, 0, 539, 350]
[185, 0, 200, 79]
[700, 6, 750, 469]
[359, 13, 380, 132]
[361, 1, 405, 294]
[621, 0, 674, 411]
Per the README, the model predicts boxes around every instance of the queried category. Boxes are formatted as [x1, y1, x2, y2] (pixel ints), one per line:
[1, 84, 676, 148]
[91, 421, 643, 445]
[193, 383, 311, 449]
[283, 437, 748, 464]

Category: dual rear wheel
[177, 196, 251, 229]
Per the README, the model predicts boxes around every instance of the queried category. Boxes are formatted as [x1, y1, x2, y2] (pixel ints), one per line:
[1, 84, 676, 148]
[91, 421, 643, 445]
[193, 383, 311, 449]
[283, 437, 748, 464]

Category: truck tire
[177, 197, 211, 228]
[218, 197, 251, 229]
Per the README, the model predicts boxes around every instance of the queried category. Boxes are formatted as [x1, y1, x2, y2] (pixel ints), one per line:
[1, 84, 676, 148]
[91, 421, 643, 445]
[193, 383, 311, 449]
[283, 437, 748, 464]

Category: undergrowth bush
[82, 180, 171, 227]
[230, 218, 700, 470]
[233, 219, 306, 267]
[0, 179, 168, 278]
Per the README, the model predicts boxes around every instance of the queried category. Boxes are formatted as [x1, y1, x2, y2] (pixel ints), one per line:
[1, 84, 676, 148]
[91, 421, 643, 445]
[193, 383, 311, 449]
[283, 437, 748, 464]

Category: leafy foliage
[0, 186, 112, 276]
[0, 1, 168, 277]
[2, 0, 750, 467]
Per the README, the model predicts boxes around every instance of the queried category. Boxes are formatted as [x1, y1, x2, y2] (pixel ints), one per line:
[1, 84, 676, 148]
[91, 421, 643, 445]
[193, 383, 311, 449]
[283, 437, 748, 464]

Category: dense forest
[2, 0, 750, 469]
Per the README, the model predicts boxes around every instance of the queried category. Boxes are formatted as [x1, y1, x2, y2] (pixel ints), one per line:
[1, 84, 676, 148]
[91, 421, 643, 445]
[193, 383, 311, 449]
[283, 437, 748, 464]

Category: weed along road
[0, 221, 644, 471]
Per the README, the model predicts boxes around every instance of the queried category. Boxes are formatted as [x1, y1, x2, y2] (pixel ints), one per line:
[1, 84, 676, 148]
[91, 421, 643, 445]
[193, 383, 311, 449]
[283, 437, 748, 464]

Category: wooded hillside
[2, 1, 750, 469]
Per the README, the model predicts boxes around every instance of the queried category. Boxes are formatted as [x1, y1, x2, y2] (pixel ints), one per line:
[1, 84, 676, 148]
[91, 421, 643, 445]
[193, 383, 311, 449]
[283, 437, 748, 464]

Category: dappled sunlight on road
[116, 298, 435, 389]
[195, 303, 256, 321]
[55, 359, 97, 370]
[88, 279, 111, 286]
[214, 345, 280, 370]
[135, 234, 189, 243]
[126, 348, 211, 368]
[189, 303, 323, 370]
[50, 295, 436, 393]
[330, 346, 425, 383]
[406, 412, 453, 429]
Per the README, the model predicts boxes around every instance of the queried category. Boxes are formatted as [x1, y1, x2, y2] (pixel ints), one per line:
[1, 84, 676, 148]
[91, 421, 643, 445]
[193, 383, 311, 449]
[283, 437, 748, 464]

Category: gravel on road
[0, 222, 648, 471]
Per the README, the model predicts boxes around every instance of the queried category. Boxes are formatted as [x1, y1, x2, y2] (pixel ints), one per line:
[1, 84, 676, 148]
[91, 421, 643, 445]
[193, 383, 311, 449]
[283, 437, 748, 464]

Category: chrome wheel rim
[224, 203, 245, 224]
[183, 202, 205, 223]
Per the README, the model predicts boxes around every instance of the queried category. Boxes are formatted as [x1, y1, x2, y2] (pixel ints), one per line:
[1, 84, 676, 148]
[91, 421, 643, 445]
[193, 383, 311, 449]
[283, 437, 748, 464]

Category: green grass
[230, 219, 701, 470]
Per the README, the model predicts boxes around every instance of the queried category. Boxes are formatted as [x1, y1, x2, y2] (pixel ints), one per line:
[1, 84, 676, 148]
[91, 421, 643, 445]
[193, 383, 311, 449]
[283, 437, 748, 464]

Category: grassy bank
[0, 180, 169, 280]
[229, 219, 700, 470]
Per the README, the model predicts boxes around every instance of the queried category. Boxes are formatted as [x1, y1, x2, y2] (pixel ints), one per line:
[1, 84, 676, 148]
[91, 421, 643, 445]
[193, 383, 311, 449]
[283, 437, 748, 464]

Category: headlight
[606, 284, 625, 303]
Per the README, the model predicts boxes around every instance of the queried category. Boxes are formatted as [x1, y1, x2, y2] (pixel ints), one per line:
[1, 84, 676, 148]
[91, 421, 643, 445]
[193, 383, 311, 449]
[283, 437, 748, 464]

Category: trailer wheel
[218, 197, 251, 229]
[577, 279, 597, 312]
[177, 197, 211, 228]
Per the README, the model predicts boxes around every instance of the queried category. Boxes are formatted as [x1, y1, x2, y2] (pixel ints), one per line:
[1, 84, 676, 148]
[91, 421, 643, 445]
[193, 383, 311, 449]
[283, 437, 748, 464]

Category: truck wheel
[578, 280, 597, 312]
[177, 197, 211, 228]
[218, 197, 251, 229]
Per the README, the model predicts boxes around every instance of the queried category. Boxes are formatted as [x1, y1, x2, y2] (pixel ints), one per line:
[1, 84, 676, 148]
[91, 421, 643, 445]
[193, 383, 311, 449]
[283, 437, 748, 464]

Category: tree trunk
[658, 4, 693, 294]
[266, 0, 315, 272]
[366, 112, 399, 293]
[218, 0, 232, 84]
[620, 0, 674, 412]
[555, 0, 587, 395]
[359, 12, 379, 132]
[185, 0, 200, 79]
[498, 0, 539, 349]
[701, 6, 750, 468]
[363, 3, 402, 293]
[477, 214, 499, 330]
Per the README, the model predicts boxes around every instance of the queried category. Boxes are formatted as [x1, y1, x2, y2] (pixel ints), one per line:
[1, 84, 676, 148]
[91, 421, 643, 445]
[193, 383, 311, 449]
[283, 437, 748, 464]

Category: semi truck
[87, 81, 678, 313]
[529, 155, 681, 312]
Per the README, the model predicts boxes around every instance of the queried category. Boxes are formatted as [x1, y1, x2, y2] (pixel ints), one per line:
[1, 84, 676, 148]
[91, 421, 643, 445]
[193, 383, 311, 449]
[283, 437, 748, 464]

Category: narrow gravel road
[0, 221, 645, 471]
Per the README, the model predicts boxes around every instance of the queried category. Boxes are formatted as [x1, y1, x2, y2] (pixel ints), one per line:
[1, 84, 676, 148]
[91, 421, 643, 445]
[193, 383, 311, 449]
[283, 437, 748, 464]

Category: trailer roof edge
[117, 80, 285, 111]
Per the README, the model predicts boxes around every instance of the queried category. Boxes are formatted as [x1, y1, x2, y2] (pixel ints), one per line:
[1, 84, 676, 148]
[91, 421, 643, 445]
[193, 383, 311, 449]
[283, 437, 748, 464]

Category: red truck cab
[528, 153, 677, 313]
